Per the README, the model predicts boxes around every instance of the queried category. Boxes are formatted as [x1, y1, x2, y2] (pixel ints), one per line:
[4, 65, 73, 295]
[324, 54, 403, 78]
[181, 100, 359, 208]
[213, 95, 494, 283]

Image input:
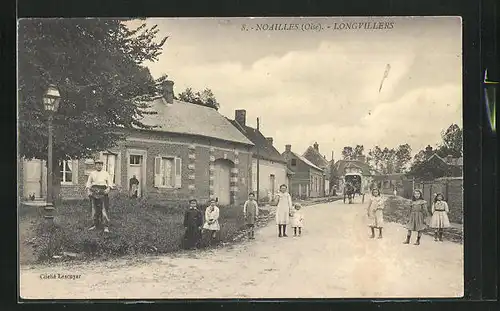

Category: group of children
[367, 188, 452, 245]
[182, 184, 306, 249]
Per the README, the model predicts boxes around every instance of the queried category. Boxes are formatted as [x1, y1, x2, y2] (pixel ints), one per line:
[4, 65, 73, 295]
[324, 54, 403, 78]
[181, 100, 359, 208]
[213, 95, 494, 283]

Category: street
[20, 199, 463, 299]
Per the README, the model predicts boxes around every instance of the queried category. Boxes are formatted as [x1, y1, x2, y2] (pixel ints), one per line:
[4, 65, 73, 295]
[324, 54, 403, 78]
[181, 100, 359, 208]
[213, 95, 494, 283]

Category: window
[154, 156, 182, 188]
[291, 159, 297, 166]
[102, 153, 117, 184]
[60, 160, 73, 184]
[130, 155, 141, 165]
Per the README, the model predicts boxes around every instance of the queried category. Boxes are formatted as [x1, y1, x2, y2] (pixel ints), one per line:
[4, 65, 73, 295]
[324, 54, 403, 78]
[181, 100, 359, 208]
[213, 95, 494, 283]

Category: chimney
[357, 155, 366, 163]
[425, 145, 434, 159]
[161, 80, 175, 104]
[235, 109, 246, 127]
[285, 144, 291, 152]
[313, 142, 319, 151]
[265, 137, 273, 145]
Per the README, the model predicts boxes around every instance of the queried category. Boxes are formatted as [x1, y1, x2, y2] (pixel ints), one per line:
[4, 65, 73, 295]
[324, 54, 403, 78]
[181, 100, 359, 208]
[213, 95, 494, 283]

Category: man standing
[86, 159, 112, 233]
[129, 175, 139, 198]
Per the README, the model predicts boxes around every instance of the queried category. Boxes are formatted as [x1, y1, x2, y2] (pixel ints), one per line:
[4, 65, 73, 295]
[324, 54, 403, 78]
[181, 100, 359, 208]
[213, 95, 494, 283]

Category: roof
[138, 98, 253, 146]
[427, 154, 463, 166]
[291, 152, 324, 172]
[302, 146, 329, 168]
[227, 119, 286, 164]
[332, 159, 374, 176]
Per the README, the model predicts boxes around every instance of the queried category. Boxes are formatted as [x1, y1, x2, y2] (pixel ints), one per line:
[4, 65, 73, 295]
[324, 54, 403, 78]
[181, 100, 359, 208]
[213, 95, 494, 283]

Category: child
[367, 188, 385, 239]
[290, 203, 304, 237]
[183, 199, 203, 250]
[430, 193, 450, 241]
[274, 184, 293, 237]
[403, 189, 429, 245]
[203, 199, 220, 242]
[243, 192, 258, 239]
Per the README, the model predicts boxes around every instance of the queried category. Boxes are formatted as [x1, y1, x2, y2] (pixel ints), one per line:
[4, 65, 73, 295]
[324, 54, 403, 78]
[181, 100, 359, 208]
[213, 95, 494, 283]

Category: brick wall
[87, 129, 252, 205]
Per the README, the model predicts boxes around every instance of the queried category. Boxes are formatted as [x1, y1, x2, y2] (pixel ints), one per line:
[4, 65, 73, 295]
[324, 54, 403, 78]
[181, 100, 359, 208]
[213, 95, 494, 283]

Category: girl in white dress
[290, 203, 304, 237]
[367, 188, 385, 238]
[274, 184, 293, 237]
[203, 199, 220, 240]
[430, 193, 450, 241]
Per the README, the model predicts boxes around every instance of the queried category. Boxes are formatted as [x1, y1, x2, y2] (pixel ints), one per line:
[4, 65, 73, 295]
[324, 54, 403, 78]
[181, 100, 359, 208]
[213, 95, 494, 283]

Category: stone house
[302, 142, 330, 196]
[227, 110, 290, 202]
[282, 144, 325, 199]
[18, 80, 254, 206]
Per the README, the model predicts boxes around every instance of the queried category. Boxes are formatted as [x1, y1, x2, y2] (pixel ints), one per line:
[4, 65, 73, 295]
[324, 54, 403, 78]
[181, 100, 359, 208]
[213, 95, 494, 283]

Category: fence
[402, 177, 463, 224]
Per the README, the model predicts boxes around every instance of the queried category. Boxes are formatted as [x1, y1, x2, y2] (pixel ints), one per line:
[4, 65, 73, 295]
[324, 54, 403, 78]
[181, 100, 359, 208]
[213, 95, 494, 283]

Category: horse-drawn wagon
[343, 173, 366, 204]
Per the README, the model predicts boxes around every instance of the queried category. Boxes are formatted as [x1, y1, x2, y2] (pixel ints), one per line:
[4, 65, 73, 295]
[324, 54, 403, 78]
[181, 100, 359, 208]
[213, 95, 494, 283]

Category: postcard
[18, 16, 463, 299]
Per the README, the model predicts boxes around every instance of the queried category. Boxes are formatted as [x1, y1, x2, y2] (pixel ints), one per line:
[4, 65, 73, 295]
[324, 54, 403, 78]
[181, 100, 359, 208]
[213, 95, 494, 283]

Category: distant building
[282, 144, 325, 199]
[302, 142, 330, 195]
[228, 110, 290, 202]
[408, 152, 463, 181]
[331, 156, 376, 194]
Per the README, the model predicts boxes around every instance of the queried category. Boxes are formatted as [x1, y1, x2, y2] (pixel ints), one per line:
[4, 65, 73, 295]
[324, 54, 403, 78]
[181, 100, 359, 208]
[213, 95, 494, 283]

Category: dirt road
[20, 199, 463, 299]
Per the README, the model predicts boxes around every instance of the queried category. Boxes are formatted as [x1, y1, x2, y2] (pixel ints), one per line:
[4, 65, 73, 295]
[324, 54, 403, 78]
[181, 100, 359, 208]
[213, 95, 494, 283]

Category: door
[214, 159, 231, 205]
[128, 154, 144, 198]
[270, 174, 275, 199]
[23, 159, 43, 199]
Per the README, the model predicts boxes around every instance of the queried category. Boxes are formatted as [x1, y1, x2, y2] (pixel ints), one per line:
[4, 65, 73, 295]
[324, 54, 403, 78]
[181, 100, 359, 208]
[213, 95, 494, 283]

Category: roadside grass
[19, 194, 271, 265]
[384, 196, 463, 244]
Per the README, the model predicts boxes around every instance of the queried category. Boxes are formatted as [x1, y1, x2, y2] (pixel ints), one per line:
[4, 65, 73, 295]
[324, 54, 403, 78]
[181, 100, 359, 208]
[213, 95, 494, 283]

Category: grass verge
[19, 195, 271, 265]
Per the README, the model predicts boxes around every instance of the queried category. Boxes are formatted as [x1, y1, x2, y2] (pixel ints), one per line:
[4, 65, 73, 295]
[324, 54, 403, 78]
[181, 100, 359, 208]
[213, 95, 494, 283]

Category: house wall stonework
[19, 129, 253, 205]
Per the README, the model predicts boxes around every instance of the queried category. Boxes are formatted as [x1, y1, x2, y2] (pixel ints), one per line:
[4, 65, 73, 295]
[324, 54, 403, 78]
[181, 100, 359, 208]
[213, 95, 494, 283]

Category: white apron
[275, 192, 292, 225]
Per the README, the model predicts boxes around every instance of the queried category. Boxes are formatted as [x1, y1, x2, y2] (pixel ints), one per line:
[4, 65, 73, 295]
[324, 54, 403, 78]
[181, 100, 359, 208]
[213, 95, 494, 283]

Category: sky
[140, 16, 462, 160]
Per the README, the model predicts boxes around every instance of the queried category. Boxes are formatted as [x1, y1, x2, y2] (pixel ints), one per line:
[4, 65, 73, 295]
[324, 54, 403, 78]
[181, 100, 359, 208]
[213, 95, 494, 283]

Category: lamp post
[42, 84, 61, 221]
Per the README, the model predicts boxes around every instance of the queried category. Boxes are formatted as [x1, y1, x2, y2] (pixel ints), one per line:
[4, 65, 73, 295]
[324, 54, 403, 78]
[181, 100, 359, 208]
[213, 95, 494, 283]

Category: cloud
[145, 18, 462, 159]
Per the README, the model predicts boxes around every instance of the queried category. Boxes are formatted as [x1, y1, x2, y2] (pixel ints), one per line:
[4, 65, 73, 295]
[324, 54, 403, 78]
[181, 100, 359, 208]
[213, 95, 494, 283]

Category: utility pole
[256, 117, 260, 203]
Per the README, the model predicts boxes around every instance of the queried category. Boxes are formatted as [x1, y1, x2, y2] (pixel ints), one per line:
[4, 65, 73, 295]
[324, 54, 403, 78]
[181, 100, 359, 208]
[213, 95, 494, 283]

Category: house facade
[282, 144, 325, 199]
[331, 156, 375, 194]
[302, 142, 330, 196]
[19, 80, 255, 206]
[228, 110, 289, 202]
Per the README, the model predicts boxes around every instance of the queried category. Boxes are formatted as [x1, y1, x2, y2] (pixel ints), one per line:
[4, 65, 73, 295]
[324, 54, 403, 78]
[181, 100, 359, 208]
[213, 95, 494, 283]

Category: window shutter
[175, 157, 182, 188]
[108, 155, 116, 186]
[154, 157, 162, 187]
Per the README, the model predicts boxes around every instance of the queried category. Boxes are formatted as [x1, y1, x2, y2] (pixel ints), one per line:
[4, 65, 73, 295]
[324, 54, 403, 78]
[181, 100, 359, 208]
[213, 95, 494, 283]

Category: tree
[18, 19, 168, 199]
[436, 124, 463, 158]
[394, 143, 412, 173]
[341, 146, 354, 160]
[353, 145, 364, 158]
[178, 87, 220, 110]
[368, 146, 383, 172]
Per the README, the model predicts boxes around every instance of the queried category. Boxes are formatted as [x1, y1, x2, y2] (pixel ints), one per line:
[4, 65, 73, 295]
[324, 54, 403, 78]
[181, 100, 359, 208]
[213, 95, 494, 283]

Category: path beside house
[20, 199, 463, 299]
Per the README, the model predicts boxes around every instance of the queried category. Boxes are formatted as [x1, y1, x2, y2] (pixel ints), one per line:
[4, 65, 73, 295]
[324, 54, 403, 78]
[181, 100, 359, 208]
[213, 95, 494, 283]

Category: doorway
[128, 153, 144, 198]
[213, 159, 232, 205]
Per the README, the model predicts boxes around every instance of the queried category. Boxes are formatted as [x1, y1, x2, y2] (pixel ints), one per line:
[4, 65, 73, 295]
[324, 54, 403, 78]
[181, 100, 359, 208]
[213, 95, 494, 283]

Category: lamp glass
[43, 85, 61, 112]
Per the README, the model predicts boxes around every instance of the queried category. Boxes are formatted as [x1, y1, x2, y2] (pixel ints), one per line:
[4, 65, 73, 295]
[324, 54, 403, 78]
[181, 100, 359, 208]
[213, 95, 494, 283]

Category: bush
[24, 195, 250, 263]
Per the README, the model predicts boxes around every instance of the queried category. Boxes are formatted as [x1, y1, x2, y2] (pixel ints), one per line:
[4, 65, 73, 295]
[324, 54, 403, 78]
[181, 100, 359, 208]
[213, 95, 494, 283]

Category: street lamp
[43, 84, 61, 220]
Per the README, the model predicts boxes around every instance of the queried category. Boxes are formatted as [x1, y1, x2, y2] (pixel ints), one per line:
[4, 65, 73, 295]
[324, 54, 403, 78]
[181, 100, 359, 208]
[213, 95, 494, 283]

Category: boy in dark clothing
[183, 199, 203, 249]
